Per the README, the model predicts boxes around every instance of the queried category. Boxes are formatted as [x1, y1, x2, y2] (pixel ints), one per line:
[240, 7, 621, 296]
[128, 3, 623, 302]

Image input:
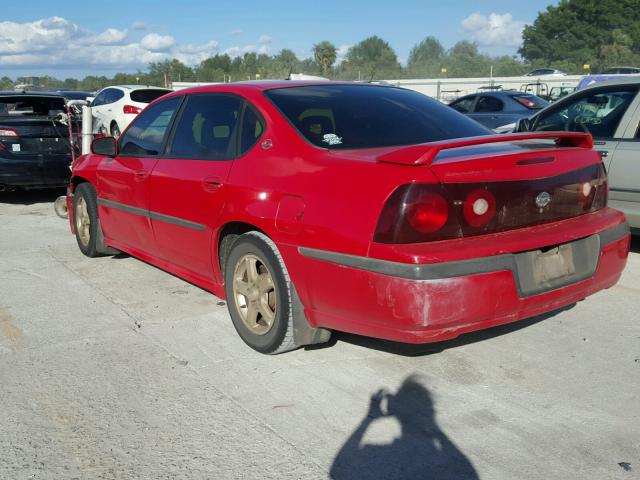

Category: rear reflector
[123, 105, 142, 115]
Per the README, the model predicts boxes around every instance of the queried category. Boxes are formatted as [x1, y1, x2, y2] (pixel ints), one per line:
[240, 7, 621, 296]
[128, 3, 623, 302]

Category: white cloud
[229, 29, 243, 36]
[335, 44, 352, 64]
[91, 28, 128, 45]
[0, 16, 221, 72]
[461, 12, 527, 48]
[224, 44, 271, 57]
[258, 35, 273, 44]
[140, 33, 176, 51]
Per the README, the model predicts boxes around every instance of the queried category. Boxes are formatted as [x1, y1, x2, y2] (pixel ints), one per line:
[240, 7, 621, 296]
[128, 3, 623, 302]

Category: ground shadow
[331, 375, 478, 479]
[308, 304, 575, 357]
[0, 188, 65, 205]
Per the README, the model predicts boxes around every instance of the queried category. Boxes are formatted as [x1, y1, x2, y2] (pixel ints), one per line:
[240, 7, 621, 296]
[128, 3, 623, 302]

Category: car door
[468, 95, 505, 129]
[148, 93, 255, 279]
[605, 93, 640, 228]
[96, 95, 183, 254]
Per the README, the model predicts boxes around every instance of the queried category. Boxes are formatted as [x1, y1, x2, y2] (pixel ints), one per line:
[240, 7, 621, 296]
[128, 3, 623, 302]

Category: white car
[525, 68, 567, 77]
[90, 85, 171, 138]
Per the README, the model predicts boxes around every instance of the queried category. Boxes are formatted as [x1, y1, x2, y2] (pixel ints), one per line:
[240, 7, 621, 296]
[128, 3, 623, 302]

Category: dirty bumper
[295, 223, 630, 343]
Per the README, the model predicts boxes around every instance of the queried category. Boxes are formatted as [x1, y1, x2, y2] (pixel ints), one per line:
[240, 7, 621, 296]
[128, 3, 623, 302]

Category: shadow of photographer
[331, 375, 478, 480]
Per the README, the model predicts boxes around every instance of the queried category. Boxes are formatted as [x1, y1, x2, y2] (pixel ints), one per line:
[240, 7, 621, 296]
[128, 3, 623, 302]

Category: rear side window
[240, 105, 265, 155]
[119, 96, 182, 156]
[532, 87, 638, 138]
[265, 85, 489, 149]
[168, 94, 242, 159]
[130, 89, 171, 104]
[474, 96, 504, 113]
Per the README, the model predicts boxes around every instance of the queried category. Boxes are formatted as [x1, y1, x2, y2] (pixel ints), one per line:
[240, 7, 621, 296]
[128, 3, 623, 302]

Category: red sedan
[66, 82, 630, 354]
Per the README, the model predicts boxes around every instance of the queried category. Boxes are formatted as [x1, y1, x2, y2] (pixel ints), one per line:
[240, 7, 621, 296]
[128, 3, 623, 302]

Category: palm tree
[313, 41, 338, 76]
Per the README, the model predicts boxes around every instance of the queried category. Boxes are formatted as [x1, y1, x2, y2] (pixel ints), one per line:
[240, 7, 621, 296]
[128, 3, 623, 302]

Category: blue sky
[0, 0, 556, 79]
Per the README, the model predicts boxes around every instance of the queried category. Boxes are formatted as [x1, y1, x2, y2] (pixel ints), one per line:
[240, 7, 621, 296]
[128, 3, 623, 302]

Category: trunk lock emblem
[535, 191, 552, 209]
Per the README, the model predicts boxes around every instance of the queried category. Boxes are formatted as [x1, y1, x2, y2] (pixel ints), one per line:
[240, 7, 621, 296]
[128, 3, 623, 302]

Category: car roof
[0, 90, 65, 97]
[581, 77, 640, 90]
[164, 80, 394, 97]
[101, 85, 171, 91]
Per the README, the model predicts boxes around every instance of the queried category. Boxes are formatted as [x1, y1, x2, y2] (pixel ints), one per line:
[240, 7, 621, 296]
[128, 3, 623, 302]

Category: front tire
[224, 232, 298, 354]
[73, 183, 118, 257]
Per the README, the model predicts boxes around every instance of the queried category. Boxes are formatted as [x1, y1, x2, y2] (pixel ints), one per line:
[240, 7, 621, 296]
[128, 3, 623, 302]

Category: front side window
[119, 96, 182, 156]
[168, 94, 242, 159]
[266, 85, 489, 150]
[449, 96, 475, 113]
[532, 87, 638, 138]
[92, 90, 107, 107]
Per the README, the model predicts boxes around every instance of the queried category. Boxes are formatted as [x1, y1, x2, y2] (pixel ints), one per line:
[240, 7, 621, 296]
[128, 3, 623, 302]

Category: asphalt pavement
[1, 190, 638, 479]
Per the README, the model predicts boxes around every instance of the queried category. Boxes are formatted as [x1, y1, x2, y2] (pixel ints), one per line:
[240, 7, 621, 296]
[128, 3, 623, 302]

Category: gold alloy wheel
[75, 197, 91, 246]
[232, 254, 277, 335]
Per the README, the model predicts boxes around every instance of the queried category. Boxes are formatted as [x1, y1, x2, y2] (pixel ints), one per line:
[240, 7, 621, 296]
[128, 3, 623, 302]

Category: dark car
[55, 90, 94, 102]
[449, 91, 548, 129]
[0, 92, 74, 191]
[602, 67, 640, 75]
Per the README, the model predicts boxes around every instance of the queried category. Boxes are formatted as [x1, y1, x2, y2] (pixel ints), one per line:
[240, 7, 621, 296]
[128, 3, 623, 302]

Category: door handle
[202, 176, 222, 192]
[134, 171, 148, 182]
[597, 150, 609, 158]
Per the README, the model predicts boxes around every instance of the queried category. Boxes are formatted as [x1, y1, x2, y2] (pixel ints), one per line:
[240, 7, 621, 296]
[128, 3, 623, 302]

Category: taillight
[407, 192, 449, 233]
[123, 105, 142, 115]
[514, 96, 537, 108]
[374, 163, 608, 244]
[0, 127, 19, 139]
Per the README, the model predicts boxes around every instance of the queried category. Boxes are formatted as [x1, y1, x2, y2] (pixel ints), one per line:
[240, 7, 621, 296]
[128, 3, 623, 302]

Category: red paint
[67, 82, 630, 345]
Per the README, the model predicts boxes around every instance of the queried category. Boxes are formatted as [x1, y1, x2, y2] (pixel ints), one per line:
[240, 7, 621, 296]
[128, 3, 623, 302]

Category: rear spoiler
[376, 132, 593, 167]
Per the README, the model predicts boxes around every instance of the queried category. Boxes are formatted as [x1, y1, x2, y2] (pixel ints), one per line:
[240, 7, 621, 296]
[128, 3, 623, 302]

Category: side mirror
[86, 96, 95, 104]
[91, 136, 117, 157]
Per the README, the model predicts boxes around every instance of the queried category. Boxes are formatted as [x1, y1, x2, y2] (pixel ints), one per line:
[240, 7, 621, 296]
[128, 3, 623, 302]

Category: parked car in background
[90, 85, 171, 138]
[602, 66, 640, 75]
[526, 68, 566, 77]
[514, 78, 640, 232]
[0, 92, 74, 191]
[66, 82, 629, 354]
[56, 90, 94, 102]
[449, 91, 548, 129]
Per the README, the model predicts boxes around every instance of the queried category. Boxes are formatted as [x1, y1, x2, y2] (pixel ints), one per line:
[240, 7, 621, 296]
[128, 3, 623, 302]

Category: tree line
[3, 0, 639, 92]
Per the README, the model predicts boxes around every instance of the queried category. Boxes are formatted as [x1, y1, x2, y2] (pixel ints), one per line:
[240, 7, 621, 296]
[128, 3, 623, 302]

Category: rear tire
[224, 232, 299, 354]
[73, 183, 118, 257]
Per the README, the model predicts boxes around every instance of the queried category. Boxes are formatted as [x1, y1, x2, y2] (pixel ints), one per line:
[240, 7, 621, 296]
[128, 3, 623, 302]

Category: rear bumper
[0, 153, 71, 188]
[285, 210, 630, 344]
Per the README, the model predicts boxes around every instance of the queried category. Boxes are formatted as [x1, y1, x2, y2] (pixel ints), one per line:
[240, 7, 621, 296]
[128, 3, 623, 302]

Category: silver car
[517, 78, 640, 232]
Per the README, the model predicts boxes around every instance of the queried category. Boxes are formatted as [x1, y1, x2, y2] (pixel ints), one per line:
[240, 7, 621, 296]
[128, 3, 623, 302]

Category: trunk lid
[0, 117, 71, 155]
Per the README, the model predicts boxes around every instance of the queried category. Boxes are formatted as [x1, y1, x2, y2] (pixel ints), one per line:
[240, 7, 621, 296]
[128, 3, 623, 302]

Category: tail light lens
[123, 105, 142, 115]
[374, 163, 608, 244]
[0, 127, 19, 139]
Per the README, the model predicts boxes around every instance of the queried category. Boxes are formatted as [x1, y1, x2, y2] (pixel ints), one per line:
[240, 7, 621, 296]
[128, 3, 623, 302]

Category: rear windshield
[264, 84, 490, 149]
[0, 96, 66, 116]
[130, 89, 171, 104]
